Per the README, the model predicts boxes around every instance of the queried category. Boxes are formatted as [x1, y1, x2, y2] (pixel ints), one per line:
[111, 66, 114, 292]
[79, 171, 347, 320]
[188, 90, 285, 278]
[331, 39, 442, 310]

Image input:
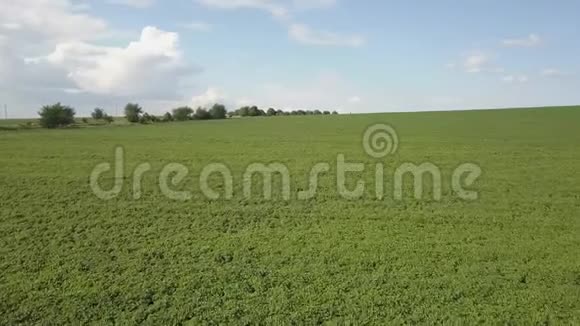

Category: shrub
[91, 108, 105, 120]
[139, 113, 152, 124]
[103, 115, 114, 124]
[332, 111, 339, 115]
[38, 103, 76, 129]
[238, 106, 250, 117]
[248, 106, 260, 117]
[81, 118, 89, 124]
[194, 107, 211, 120]
[162, 112, 173, 122]
[124, 103, 143, 123]
[323, 111, 331, 115]
[209, 104, 227, 119]
[172, 106, 194, 121]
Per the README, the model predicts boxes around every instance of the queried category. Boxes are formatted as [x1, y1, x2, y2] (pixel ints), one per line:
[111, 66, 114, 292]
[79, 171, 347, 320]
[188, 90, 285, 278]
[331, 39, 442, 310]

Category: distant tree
[172, 106, 194, 121]
[209, 103, 227, 119]
[238, 106, 250, 117]
[258, 109, 266, 116]
[266, 108, 277, 116]
[296, 110, 306, 115]
[162, 112, 173, 122]
[140, 113, 152, 124]
[332, 111, 339, 115]
[81, 118, 88, 124]
[38, 103, 76, 129]
[248, 106, 260, 117]
[323, 110, 331, 115]
[91, 107, 105, 120]
[124, 103, 143, 123]
[313, 110, 322, 115]
[194, 107, 211, 120]
[103, 114, 114, 124]
[276, 109, 284, 116]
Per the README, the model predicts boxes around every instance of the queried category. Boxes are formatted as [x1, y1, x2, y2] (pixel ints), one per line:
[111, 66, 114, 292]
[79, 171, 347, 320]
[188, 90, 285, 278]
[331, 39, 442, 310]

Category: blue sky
[0, 0, 579, 117]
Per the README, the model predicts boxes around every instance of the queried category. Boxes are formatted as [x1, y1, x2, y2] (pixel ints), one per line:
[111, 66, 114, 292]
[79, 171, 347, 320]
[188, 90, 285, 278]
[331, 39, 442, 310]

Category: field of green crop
[1, 106, 580, 324]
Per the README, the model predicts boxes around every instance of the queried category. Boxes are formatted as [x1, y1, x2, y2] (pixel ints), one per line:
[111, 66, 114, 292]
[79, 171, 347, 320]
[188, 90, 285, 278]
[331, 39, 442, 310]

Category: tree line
[37, 102, 339, 128]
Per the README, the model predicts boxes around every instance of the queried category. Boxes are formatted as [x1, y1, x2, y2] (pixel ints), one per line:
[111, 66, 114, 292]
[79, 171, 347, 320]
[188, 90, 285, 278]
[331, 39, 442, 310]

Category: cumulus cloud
[502, 34, 542, 47]
[0, 0, 107, 43]
[29, 26, 194, 98]
[221, 72, 361, 112]
[191, 88, 226, 108]
[289, 23, 365, 47]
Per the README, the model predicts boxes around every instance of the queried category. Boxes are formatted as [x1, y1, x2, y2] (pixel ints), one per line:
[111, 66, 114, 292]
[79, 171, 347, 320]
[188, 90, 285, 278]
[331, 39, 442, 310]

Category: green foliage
[267, 108, 277, 116]
[103, 115, 114, 124]
[172, 106, 194, 121]
[38, 103, 76, 128]
[209, 104, 227, 120]
[124, 103, 143, 123]
[194, 107, 211, 120]
[91, 108, 105, 120]
[5, 107, 580, 323]
[238, 106, 250, 117]
[139, 113, 153, 124]
[248, 106, 261, 117]
[162, 112, 174, 122]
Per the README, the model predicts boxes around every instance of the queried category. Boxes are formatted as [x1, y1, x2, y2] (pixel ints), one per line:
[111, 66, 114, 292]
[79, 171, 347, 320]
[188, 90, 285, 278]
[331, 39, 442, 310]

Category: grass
[1, 106, 579, 324]
[0, 117, 129, 130]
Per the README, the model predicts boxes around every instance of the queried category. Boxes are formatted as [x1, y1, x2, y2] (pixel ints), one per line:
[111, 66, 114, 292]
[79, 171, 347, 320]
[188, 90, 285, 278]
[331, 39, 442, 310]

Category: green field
[1, 107, 580, 324]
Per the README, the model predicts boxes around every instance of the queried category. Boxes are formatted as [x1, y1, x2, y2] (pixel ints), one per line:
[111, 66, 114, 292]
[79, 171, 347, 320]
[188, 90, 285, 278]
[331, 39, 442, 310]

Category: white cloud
[195, 0, 362, 48]
[221, 72, 361, 112]
[289, 23, 364, 47]
[181, 21, 213, 32]
[0, 0, 108, 43]
[541, 68, 571, 77]
[196, 0, 336, 16]
[196, 0, 289, 18]
[502, 75, 529, 83]
[458, 52, 504, 73]
[502, 34, 542, 47]
[463, 53, 489, 73]
[108, 0, 155, 8]
[191, 87, 226, 108]
[31, 26, 194, 98]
